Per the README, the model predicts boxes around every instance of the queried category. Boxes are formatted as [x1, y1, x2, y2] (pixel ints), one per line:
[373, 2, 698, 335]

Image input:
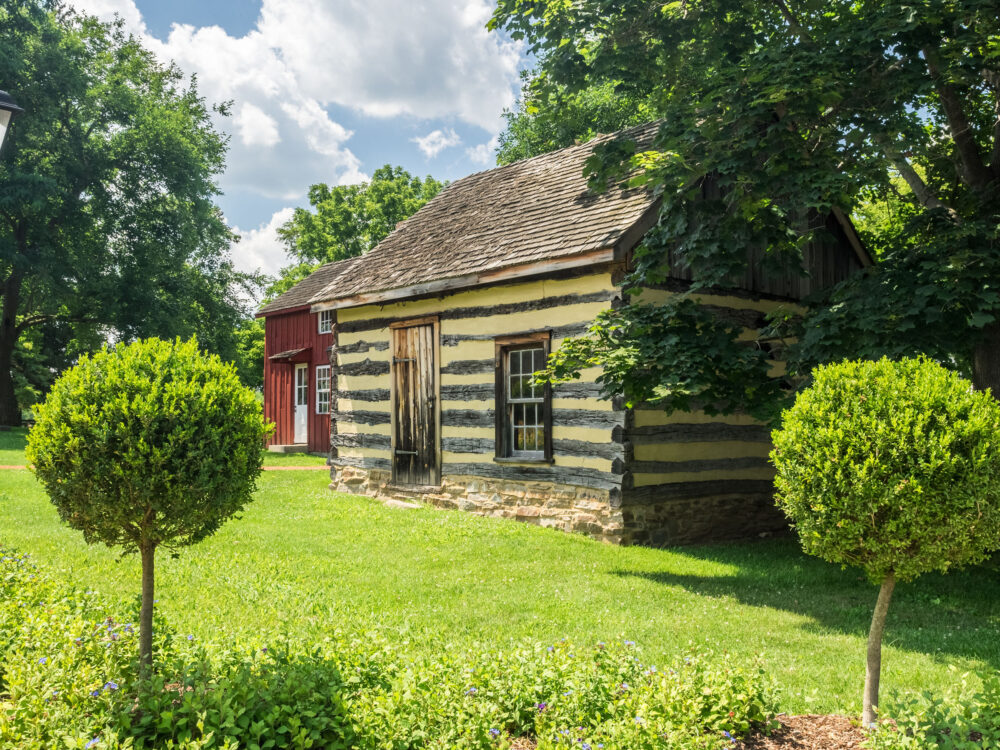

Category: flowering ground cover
[0, 441, 998, 720]
[1, 549, 784, 749]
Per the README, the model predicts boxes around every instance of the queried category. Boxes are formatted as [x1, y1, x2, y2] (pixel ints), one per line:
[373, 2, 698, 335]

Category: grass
[0, 427, 28, 465]
[261, 450, 328, 466]
[0, 428, 327, 467]
[0, 441, 998, 717]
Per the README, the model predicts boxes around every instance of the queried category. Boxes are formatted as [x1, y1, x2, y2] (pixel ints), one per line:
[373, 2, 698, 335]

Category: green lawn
[0, 427, 327, 466]
[261, 450, 328, 466]
[0, 448, 998, 717]
[0, 427, 28, 465]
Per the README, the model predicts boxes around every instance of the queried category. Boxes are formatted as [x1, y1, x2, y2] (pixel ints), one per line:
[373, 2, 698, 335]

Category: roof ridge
[259, 120, 662, 316]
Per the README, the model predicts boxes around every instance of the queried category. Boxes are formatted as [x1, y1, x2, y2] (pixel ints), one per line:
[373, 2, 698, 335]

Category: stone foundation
[330, 465, 787, 546]
[331, 464, 627, 543]
[620, 491, 788, 546]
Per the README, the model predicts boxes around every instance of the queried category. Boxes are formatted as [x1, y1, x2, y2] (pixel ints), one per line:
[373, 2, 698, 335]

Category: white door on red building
[294, 363, 308, 444]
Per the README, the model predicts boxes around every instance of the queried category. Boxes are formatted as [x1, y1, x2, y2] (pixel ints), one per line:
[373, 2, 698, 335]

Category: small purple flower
[547, 646, 554, 652]
[37, 657, 47, 665]
[104, 681, 119, 691]
[582, 744, 591, 750]
[624, 640, 635, 647]
[634, 716, 644, 724]
[465, 687, 478, 695]
[261, 647, 268, 653]
[536, 702, 547, 712]
[489, 728, 500, 738]
[620, 682, 630, 691]
[91, 689, 102, 698]
[85, 739, 99, 749]
[187, 635, 194, 641]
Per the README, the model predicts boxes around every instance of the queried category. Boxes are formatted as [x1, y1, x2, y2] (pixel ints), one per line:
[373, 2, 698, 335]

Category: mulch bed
[490, 715, 868, 750]
[739, 714, 866, 749]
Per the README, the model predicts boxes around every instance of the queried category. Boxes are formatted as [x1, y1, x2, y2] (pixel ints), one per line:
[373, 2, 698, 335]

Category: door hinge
[393, 357, 416, 363]
[394, 449, 418, 455]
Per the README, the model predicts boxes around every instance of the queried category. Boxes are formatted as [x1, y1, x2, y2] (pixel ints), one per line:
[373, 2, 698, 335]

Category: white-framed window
[315, 365, 331, 414]
[295, 365, 309, 407]
[318, 309, 334, 334]
[498, 343, 550, 459]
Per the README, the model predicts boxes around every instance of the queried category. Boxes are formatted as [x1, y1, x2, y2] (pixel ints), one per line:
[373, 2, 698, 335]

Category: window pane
[510, 372, 522, 399]
[532, 348, 545, 373]
[523, 427, 536, 452]
[513, 402, 525, 426]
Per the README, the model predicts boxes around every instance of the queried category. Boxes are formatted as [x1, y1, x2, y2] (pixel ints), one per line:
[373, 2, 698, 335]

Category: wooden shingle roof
[259, 122, 660, 316]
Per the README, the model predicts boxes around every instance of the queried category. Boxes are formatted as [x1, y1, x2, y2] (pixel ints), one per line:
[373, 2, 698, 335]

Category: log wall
[618, 286, 793, 544]
[331, 270, 625, 499]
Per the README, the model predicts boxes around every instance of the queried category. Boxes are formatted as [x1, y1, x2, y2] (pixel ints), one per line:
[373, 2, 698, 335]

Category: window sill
[493, 456, 554, 465]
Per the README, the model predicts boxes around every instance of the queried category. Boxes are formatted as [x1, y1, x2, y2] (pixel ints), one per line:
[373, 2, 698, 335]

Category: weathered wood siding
[262, 308, 333, 453]
[622, 287, 792, 501]
[660, 209, 866, 300]
[331, 270, 624, 491]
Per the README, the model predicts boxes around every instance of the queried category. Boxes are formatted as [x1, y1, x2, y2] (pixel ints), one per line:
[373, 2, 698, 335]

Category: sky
[69, 0, 530, 281]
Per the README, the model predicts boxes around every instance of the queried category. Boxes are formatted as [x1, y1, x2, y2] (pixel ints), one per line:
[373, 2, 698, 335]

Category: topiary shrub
[771, 356, 1000, 726]
[26, 337, 269, 672]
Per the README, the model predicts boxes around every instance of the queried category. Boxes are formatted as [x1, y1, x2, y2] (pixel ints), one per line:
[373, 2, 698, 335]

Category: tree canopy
[267, 165, 445, 299]
[0, 1, 258, 420]
[491, 0, 1000, 413]
[496, 71, 654, 166]
[771, 356, 1000, 723]
[27, 336, 268, 669]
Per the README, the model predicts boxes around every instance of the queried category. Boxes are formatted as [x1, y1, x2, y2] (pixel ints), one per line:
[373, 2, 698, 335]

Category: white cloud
[257, 0, 520, 132]
[231, 207, 295, 277]
[67, 0, 522, 239]
[234, 103, 280, 148]
[466, 140, 496, 165]
[412, 128, 462, 159]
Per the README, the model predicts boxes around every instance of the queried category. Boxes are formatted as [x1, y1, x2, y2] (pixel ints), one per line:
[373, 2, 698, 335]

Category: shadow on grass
[613, 539, 1000, 667]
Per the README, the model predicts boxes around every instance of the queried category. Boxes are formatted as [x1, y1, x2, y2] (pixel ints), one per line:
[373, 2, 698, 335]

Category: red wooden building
[258, 272, 342, 453]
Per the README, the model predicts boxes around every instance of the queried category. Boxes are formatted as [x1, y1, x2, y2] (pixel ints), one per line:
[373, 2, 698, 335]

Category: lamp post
[0, 90, 24, 153]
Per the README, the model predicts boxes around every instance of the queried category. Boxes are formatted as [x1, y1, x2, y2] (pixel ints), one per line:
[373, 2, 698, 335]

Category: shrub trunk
[140, 540, 155, 674]
[862, 573, 895, 727]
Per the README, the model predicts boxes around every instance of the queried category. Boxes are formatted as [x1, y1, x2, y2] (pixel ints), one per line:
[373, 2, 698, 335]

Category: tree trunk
[0, 336, 20, 426]
[972, 321, 1000, 397]
[139, 540, 156, 675]
[862, 572, 896, 727]
[0, 269, 23, 427]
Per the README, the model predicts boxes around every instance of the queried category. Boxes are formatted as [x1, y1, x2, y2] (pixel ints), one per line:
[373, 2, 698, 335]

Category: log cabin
[257, 122, 871, 545]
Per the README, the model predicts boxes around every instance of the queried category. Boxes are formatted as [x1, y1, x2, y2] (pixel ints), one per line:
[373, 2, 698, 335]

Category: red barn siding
[262, 307, 332, 454]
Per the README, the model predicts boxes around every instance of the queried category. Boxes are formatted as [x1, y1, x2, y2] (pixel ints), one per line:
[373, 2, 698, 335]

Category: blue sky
[74, 0, 530, 278]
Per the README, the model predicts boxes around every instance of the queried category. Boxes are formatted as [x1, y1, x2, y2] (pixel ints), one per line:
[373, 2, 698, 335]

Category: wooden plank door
[391, 321, 438, 486]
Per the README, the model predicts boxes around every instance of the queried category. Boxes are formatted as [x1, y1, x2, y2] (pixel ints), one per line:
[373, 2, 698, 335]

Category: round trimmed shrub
[771, 356, 1000, 725]
[27, 337, 270, 670]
